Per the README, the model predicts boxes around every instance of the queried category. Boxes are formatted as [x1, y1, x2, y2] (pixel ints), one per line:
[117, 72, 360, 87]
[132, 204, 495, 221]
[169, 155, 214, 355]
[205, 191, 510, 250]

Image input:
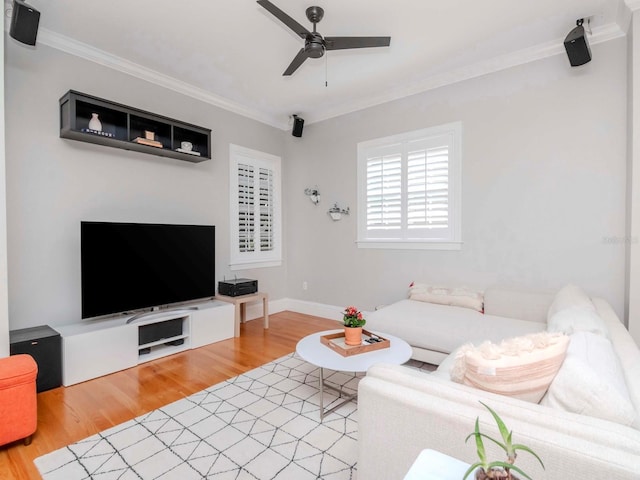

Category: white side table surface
[404, 449, 471, 480]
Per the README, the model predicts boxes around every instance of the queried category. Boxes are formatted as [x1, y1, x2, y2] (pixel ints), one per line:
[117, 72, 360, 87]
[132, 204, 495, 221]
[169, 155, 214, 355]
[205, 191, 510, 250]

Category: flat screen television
[81, 221, 215, 319]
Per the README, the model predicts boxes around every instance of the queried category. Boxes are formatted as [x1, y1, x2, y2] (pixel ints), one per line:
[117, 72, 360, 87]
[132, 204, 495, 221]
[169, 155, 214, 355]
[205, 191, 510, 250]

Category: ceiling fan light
[305, 41, 324, 58]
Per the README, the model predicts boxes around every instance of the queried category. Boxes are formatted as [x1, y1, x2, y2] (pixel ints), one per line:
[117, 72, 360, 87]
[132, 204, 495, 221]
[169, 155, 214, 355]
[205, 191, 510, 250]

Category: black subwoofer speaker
[292, 116, 304, 137]
[564, 21, 591, 67]
[10, 0, 40, 46]
[10, 325, 62, 392]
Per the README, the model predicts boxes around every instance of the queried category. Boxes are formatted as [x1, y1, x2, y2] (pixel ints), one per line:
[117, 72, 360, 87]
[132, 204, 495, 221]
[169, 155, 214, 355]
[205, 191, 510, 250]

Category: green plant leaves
[465, 402, 545, 480]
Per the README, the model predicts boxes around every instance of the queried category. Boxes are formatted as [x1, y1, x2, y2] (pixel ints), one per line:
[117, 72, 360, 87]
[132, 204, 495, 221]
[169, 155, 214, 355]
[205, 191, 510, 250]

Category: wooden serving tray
[320, 329, 390, 357]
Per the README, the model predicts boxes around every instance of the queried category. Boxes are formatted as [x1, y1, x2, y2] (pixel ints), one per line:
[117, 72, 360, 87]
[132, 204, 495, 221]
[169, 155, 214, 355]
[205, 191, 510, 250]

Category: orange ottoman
[0, 354, 38, 446]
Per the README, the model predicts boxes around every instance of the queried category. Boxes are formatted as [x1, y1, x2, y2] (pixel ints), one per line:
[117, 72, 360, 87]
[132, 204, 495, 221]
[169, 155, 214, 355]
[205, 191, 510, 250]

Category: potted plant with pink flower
[343, 306, 366, 346]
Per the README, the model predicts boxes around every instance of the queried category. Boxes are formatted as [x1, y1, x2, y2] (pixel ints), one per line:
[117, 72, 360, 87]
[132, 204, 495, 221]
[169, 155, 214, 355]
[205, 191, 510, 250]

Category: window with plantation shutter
[357, 122, 462, 250]
[230, 145, 282, 269]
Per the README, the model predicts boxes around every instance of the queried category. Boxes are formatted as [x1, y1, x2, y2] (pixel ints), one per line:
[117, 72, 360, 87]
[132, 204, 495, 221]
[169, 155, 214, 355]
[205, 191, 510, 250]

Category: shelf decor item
[132, 134, 163, 148]
[88, 113, 102, 132]
[343, 305, 366, 346]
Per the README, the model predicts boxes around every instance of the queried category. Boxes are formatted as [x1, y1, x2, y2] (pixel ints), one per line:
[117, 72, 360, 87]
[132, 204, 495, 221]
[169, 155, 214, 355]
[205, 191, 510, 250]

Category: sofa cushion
[547, 284, 595, 319]
[432, 346, 460, 379]
[451, 332, 569, 403]
[547, 305, 609, 338]
[409, 284, 483, 312]
[541, 331, 637, 427]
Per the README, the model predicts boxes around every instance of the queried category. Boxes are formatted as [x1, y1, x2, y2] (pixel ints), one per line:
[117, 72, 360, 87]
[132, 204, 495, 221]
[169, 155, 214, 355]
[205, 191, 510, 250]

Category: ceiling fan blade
[283, 48, 309, 76]
[324, 36, 391, 50]
[257, 0, 310, 39]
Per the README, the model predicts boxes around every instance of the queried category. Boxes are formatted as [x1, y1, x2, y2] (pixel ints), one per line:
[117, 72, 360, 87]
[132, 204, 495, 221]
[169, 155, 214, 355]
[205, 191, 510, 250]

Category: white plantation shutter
[230, 145, 282, 269]
[357, 123, 462, 249]
[259, 167, 274, 252]
[366, 152, 402, 230]
[237, 163, 255, 252]
[407, 142, 449, 230]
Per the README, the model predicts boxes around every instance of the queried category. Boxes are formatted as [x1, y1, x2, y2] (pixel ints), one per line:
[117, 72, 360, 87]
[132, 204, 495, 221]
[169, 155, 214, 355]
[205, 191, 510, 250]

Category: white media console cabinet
[55, 300, 235, 386]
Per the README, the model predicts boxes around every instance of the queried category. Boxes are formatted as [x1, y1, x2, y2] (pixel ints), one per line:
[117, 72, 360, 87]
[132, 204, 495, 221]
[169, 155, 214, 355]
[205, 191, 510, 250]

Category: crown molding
[5, 17, 626, 130]
[304, 22, 625, 125]
[34, 28, 290, 130]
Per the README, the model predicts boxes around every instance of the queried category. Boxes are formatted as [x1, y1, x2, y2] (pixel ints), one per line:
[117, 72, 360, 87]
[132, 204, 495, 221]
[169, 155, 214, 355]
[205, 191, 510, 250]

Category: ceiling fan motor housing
[305, 33, 325, 58]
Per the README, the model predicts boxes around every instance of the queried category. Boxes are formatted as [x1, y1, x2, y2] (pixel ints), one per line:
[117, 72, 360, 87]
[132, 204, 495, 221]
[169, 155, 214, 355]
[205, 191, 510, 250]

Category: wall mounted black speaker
[564, 20, 591, 67]
[10, 0, 41, 46]
[292, 115, 304, 137]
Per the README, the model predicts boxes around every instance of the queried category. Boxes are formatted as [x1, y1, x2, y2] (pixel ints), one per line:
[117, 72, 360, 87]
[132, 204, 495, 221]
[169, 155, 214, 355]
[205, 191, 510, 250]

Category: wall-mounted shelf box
[59, 90, 212, 163]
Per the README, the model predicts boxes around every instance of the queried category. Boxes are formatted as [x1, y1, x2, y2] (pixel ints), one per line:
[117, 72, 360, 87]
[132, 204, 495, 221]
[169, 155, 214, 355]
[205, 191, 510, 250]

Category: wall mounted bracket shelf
[59, 90, 212, 163]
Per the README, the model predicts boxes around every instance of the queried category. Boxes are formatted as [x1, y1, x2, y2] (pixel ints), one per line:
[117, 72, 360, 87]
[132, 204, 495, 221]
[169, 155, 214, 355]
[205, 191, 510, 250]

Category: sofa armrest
[594, 297, 640, 414]
[358, 367, 640, 480]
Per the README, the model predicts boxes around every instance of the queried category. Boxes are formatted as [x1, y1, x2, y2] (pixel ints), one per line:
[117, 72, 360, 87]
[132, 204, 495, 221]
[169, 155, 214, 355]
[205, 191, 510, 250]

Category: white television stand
[55, 300, 234, 386]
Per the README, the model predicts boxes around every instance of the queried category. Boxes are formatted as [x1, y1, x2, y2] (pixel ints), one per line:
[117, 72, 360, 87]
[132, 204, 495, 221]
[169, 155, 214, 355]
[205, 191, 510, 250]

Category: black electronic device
[10, 325, 62, 392]
[9, 0, 40, 46]
[564, 19, 591, 67]
[292, 115, 304, 137]
[218, 278, 258, 297]
[81, 222, 215, 319]
[138, 318, 183, 345]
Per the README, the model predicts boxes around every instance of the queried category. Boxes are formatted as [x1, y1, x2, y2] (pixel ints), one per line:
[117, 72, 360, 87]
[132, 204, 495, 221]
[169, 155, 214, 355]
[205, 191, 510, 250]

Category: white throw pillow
[409, 284, 484, 312]
[547, 305, 609, 338]
[547, 284, 595, 320]
[541, 332, 636, 427]
[451, 332, 569, 403]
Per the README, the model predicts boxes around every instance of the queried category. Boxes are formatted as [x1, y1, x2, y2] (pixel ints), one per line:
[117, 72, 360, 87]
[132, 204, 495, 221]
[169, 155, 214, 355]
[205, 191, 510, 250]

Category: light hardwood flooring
[1, 311, 341, 480]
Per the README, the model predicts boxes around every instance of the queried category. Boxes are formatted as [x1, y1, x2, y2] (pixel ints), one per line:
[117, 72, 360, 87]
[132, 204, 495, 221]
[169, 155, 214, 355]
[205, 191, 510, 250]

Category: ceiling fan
[257, 0, 391, 76]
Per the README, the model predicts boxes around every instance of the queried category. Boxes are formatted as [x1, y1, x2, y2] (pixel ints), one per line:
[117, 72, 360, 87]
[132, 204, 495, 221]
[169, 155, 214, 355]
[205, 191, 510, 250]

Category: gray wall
[4, 36, 630, 331]
[5, 41, 286, 329]
[284, 38, 628, 317]
[0, 31, 8, 355]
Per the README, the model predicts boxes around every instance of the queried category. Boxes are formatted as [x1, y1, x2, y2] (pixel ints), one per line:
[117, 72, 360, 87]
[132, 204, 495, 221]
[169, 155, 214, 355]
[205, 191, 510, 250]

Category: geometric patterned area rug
[35, 353, 365, 480]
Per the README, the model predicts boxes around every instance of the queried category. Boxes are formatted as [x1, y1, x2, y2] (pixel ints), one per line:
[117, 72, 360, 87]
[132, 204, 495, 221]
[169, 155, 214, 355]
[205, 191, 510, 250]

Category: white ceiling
[6, 0, 633, 129]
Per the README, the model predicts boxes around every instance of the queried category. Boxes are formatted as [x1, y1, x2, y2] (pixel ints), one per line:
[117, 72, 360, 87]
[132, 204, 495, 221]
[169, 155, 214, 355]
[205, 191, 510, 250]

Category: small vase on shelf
[88, 113, 102, 132]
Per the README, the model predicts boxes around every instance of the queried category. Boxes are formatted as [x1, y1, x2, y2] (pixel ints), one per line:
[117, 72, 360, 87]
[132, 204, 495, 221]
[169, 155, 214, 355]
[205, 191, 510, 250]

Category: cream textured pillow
[451, 332, 569, 403]
[409, 284, 484, 312]
[541, 332, 636, 427]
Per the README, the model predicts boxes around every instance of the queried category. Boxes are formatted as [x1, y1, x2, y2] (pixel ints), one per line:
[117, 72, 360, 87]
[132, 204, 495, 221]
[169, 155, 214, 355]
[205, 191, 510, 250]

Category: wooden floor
[0, 311, 340, 480]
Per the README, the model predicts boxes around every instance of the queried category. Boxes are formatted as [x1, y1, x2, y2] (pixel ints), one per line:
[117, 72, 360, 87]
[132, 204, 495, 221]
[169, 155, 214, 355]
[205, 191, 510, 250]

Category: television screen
[81, 222, 215, 319]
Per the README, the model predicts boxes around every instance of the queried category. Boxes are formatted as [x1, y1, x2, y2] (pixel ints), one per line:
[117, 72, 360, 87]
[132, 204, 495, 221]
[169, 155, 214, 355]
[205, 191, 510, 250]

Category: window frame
[356, 122, 462, 250]
[229, 144, 282, 270]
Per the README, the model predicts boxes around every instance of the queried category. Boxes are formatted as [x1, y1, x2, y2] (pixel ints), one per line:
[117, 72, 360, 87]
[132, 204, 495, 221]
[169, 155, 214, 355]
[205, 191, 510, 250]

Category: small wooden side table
[215, 292, 269, 337]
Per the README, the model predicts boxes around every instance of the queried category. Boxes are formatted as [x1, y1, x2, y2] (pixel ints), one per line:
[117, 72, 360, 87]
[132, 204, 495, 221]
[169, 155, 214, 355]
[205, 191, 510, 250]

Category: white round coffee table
[296, 329, 412, 420]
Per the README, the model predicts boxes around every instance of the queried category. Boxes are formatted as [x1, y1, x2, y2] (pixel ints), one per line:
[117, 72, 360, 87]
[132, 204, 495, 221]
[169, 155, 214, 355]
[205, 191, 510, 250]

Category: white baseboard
[241, 297, 341, 322]
[281, 299, 343, 321]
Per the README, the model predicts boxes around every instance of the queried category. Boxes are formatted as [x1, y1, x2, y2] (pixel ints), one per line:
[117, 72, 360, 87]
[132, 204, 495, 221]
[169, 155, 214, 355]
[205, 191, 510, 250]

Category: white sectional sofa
[365, 287, 552, 364]
[358, 288, 640, 479]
